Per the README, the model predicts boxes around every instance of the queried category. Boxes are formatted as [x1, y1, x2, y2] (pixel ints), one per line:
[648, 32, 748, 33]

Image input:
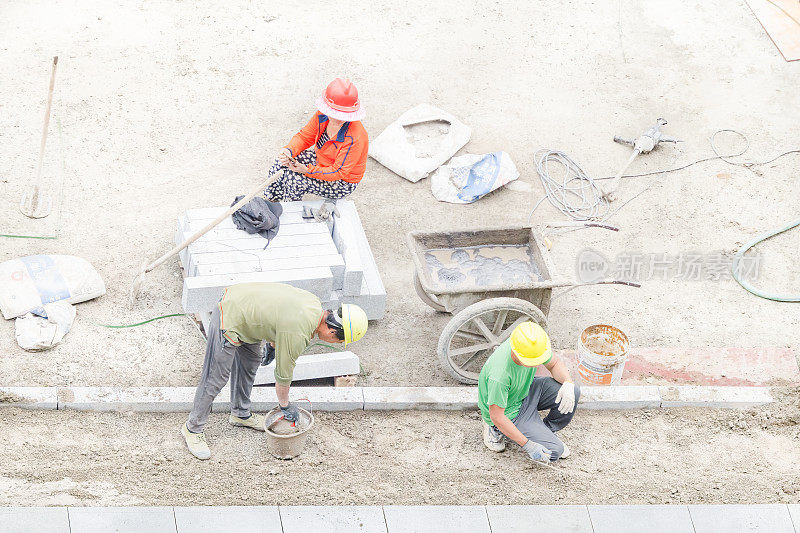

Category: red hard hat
[322, 78, 360, 112]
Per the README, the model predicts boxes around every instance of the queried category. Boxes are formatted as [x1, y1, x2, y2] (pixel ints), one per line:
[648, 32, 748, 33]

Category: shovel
[20, 56, 58, 219]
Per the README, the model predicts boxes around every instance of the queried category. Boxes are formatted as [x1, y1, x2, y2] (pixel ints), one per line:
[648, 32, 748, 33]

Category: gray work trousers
[186, 306, 263, 433]
[511, 377, 581, 461]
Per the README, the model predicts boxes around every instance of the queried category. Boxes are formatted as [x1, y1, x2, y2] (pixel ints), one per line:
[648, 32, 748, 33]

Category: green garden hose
[731, 218, 800, 302]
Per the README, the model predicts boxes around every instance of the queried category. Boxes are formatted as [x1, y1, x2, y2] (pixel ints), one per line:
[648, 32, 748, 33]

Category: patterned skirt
[264, 149, 358, 202]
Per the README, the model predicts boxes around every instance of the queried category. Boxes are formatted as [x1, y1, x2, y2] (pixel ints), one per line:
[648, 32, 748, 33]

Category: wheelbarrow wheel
[413, 271, 447, 312]
[437, 297, 547, 384]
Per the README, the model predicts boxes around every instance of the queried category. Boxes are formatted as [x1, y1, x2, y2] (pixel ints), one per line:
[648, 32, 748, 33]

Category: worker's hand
[555, 381, 576, 414]
[287, 160, 308, 174]
[277, 148, 292, 166]
[522, 440, 552, 462]
[280, 402, 300, 423]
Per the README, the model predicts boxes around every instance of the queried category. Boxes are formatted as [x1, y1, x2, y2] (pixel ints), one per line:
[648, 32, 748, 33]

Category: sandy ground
[0, 390, 799, 506]
[1, 0, 799, 389]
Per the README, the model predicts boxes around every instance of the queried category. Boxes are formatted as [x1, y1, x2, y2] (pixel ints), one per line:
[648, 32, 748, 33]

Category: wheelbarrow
[407, 225, 639, 384]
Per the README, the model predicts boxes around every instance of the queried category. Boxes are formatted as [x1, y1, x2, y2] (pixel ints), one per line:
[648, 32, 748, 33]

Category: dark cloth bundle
[230, 195, 283, 246]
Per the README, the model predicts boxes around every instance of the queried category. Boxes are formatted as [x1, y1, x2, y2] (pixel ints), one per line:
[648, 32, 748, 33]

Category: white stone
[187, 232, 333, 255]
[578, 386, 661, 409]
[486, 505, 592, 532]
[588, 505, 695, 533]
[254, 351, 361, 386]
[68, 506, 177, 533]
[336, 201, 386, 318]
[188, 224, 328, 243]
[0, 387, 57, 409]
[689, 505, 795, 533]
[185, 243, 339, 272]
[181, 268, 333, 313]
[174, 506, 282, 533]
[332, 214, 364, 296]
[363, 387, 477, 410]
[191, 254, 344, 280]
[0, 506, 70, 533]
[58, 387, 196, 412]
[659, 386, 774, 408]
[212, 386, 364, 413]
[280, 506, 387, 533]
[383, 505, 490, 533]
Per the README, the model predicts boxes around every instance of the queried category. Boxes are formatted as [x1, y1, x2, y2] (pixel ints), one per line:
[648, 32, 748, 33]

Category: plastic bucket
[264, 402, 314, 460]
[576, 324, 630, 385]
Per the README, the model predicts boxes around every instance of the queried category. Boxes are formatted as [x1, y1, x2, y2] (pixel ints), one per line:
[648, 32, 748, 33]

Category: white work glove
[555, 381, 576, 414]
[522, 440, 552, 462]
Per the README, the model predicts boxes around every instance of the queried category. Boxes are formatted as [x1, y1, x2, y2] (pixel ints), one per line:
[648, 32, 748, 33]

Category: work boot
[560, 442, 571, 459]
[181, 422, 211, 460]
[229, 413, 266, 432]
[482, 420, 505, 452]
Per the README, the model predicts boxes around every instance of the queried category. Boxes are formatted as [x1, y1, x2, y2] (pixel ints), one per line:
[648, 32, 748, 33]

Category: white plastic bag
[0, 255, 105, 319]
[15, 301, 76, 351]
[368, 104, 471, 183]
[430, 151, 520, 204]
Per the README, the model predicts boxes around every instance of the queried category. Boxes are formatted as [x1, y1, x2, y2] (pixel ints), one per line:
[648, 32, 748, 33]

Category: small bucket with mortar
[576, 324, 629, 385]
[264, 400, 314, 460]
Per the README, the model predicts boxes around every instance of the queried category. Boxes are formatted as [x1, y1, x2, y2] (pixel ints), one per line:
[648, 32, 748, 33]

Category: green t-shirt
[478, 340, 548, 425]
[219, 282, 324, 385]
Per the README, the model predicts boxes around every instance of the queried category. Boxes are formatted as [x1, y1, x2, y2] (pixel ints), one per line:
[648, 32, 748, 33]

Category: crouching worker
[478, 322, 580, 463]
[182, 282, 368, 460]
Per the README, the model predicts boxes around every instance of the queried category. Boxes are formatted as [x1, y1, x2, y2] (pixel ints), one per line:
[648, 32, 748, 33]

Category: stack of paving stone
[175, 199, 385, 385]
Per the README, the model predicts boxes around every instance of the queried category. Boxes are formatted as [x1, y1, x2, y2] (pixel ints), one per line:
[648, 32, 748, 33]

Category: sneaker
[181, 422, 211, 460]
[560, 442, 571, 459]
[482, 420, 505, 452]
[229, 413, 266, 432]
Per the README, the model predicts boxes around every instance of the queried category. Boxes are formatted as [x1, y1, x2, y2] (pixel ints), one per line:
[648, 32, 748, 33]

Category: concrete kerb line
[0, 385, 778, 412]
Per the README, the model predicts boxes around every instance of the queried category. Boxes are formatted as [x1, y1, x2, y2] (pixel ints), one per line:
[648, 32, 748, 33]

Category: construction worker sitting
[265, 78, 368, 202]
[478, 322, 580, 462]
[182, 282, 368, 460]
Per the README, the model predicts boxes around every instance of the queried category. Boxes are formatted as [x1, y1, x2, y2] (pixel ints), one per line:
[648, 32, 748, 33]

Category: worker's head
[319, 304, 368, 346]
[510, 322, 552, 367]
[316, 78, 365, 122]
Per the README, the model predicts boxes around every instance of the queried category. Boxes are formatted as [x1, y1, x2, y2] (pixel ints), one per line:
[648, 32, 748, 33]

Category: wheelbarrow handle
[539, 278, 642, 289]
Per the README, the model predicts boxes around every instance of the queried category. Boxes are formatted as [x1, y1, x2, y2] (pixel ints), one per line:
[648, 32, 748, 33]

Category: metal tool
[20, 56, 58, 219]
[601, 118, 681, 202]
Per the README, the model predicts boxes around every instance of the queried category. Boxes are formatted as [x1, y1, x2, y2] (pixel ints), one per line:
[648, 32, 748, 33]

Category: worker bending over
[182, 282, 368, 460]
[478, 322, 580, 462]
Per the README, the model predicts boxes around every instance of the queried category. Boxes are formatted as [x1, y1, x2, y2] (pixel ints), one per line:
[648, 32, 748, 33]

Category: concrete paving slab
[182, 268, 333, 313]
[0, 507, 70, 533]
[337, 200, 386, 318]
[280, 505, 387, 533]
[363, 387, 477, 410]
[689, 504, 795, 533]
[59, 387, 196, 412]
[588, 504, 694, 533]
[383, 505, 490, 533]
[0, 386, 58, 409]
[192, 253, 344, 279]
[578, 386, 661, 409]
[174, 506, 281, 533]
[191, 224, 329, 242]
[332, 213, 365, 296]
[187, 243, 340, 272]
[254, 351, 361, 386]
[68, 506, 177, 533]
[486, 505, 592, 532]
[659, 386, 774, 408]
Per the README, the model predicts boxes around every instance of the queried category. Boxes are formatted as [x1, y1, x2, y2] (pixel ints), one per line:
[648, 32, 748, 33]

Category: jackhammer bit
[601, 118, 681, 202]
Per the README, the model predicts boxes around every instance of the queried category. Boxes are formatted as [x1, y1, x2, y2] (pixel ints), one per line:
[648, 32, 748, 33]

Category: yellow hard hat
[510, 322, 552, 367]
[341, 304, 368, 345]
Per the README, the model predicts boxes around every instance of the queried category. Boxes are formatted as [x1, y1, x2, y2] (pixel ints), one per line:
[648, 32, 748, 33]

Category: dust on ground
[0, 0, 799, 388]
[0, 391, 799, 506]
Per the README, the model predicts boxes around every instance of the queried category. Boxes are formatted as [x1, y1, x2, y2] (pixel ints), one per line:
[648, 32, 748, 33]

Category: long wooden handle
[34, 56, 58, 185]
[142, 173, 277, 274]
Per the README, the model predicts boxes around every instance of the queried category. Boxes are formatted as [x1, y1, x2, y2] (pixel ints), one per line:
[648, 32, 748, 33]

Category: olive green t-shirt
[219, 282, 324, 385]
[478, 340, 549, 425]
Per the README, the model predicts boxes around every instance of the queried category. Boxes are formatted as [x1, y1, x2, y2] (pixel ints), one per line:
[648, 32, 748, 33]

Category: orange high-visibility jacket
[284, 112, 369, 183]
